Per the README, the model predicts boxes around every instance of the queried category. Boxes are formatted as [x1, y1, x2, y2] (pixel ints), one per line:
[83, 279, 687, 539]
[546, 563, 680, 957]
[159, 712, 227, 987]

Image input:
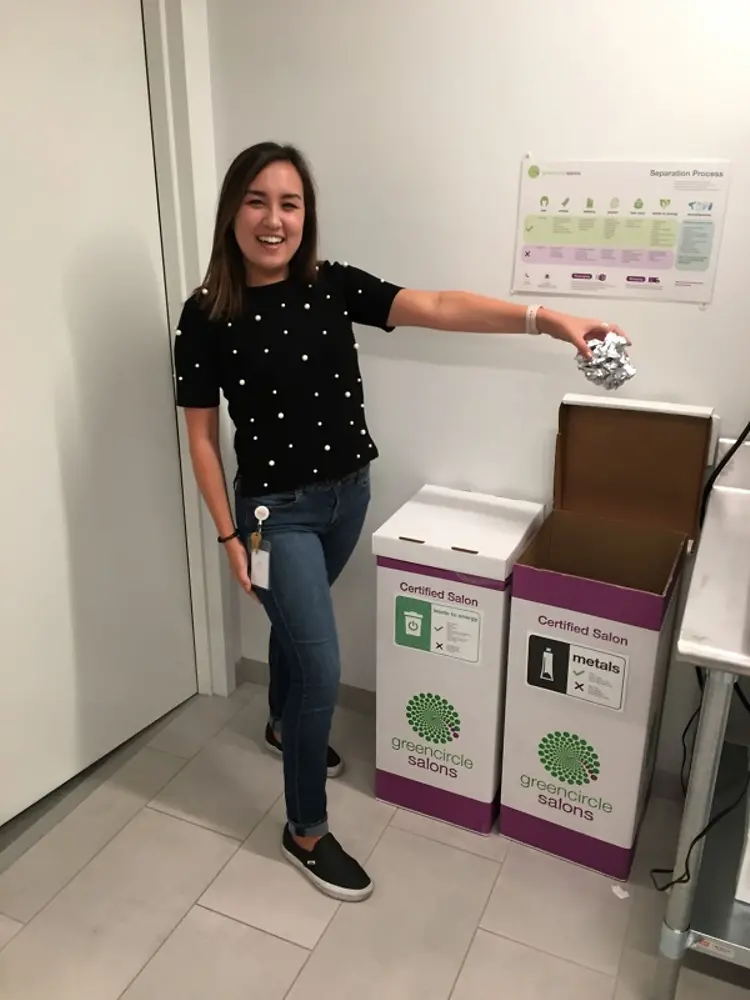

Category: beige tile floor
[0, 684, 749, 999]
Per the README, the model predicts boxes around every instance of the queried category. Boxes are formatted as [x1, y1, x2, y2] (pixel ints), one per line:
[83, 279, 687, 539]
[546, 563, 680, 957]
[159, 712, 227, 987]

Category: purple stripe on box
[376, 770, 499, 834]
[500, 805, 634, 880]
[512, 565, 665, 631]
[376, 556, 506, 592]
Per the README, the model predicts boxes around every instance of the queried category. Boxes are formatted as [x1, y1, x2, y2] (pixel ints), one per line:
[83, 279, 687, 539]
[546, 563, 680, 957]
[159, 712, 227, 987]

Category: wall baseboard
[236, 658, 376, 717]
[236, 658, 682, 802]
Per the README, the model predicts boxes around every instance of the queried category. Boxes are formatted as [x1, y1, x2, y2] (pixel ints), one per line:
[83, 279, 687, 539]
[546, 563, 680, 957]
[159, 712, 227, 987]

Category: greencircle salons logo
[538, 731, 600, 786]
[528, 164, 540, 178]
[406, 693, 461, 744]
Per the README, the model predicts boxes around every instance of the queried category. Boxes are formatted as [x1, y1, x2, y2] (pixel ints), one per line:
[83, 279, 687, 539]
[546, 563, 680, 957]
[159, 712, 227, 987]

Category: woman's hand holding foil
[538, 310, 631, 359]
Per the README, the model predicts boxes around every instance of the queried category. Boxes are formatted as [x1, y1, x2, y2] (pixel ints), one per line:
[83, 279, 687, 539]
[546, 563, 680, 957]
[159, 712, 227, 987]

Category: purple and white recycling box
[499, 394, 714, 879]
[372, 485, 545, 833]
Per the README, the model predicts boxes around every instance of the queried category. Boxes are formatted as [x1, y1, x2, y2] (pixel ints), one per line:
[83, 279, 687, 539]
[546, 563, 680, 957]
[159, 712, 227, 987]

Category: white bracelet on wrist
[525, 304, 543, 335]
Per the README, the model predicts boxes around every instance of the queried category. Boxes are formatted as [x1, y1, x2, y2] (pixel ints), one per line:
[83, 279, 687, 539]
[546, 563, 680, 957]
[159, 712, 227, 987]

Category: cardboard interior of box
[516, 401, 713, 596]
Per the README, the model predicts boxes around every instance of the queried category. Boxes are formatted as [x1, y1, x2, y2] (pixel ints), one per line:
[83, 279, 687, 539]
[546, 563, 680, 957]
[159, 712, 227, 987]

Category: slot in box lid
[555, 395, 714, 541]
[372, 485, 545, 583]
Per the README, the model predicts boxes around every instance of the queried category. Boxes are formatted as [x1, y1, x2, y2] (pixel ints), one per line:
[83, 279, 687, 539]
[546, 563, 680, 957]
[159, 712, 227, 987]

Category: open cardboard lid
[554, 395, 714, 540]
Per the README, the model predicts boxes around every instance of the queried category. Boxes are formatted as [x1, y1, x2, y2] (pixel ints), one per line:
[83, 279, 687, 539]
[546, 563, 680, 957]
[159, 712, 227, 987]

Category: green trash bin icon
[403, 611, 423, 638]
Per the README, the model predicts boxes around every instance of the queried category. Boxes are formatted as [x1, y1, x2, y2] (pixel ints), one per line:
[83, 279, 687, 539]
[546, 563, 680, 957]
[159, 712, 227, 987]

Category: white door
[0, 0, 198, 824]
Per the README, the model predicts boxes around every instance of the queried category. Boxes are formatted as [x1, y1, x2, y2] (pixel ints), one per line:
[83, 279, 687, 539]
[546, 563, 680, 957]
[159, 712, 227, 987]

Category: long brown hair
[196, 142, 318, 320]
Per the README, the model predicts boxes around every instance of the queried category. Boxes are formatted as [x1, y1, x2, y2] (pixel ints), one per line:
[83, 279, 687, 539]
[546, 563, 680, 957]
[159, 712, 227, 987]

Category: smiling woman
[173, 140, 631, 905]
[200, 143, 319, 319]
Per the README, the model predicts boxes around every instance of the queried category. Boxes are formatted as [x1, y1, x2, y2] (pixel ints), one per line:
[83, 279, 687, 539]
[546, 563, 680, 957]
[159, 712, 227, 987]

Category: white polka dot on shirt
[322, 330, 327, 336]
[326, 294, 331, 300]
[175, 329, 181, 336]
[345, 391, 351, 398]
[283, 330, 288, 335]
[233, 349, 238, 354]
[268, 460, 275, 467]
[354, 343, 359, 350]
[278, 412, 284, 419]
[239, 379, 245, 385]
[302, 354, 309, 361]
[334, 373, 339, 379]
[304, 303, 310, 310]
[255, 314, 261, 321]
[264, 348, 269, 354]
[195, 363, 200, 368]
[227, 321, 232, 327]
[324, 444, 331, 451]
[358, 289, 362, 294]
[360, 429, 366, 435]
[318, 421, 323, 427]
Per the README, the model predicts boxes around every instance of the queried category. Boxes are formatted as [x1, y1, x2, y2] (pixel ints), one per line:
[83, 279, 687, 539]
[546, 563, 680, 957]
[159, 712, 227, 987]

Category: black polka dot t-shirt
[174, 261, 403, 496]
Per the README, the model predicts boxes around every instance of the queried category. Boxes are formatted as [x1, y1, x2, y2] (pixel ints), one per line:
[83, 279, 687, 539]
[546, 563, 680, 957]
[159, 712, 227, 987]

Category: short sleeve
[325, 261, 403, 331]
[174, 295, 221, 408]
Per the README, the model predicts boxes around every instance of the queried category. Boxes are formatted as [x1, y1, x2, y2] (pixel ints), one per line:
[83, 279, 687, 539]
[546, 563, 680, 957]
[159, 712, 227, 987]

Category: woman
[174, 141, 627, 902]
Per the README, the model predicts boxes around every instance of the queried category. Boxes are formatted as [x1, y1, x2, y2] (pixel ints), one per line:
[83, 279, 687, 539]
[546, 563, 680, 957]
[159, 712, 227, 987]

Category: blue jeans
[235, 466, 371, 837]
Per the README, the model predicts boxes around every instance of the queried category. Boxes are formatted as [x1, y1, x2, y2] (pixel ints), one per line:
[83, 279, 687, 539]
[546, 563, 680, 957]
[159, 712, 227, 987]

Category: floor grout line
[144, 803, 247, 843]
[477, 923, 623, 982]
[446, 860, 505, 1000]
[114, 904, 196, 999]
[387, 809, 511, 864]
[0, 750, 197, 933]
[195, 902, 311, 953]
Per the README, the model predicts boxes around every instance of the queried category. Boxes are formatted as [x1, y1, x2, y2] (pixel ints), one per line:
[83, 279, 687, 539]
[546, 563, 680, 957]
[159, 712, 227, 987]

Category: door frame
[141, 0, 238, 697]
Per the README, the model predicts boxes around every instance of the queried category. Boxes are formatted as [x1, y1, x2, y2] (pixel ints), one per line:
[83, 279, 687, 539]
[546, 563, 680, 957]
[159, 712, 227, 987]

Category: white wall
[207, 0, 750, 780]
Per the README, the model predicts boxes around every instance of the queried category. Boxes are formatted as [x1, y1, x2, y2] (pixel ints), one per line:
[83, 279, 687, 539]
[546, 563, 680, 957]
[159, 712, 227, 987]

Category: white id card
[250, 541, 271, 590]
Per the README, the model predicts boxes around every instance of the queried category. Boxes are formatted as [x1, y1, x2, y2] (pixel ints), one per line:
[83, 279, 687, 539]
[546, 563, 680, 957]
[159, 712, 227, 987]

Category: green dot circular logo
[406, 693, 461, 744]
[528, 164, 540, 178]
[538, 731, 600, 785]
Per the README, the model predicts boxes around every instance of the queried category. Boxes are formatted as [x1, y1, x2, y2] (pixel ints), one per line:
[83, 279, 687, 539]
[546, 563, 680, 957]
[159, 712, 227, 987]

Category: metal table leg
[652, 670, 734, 1000]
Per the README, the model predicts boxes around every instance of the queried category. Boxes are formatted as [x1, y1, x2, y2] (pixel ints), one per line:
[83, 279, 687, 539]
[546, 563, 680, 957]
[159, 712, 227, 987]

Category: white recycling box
[500, 395, 714, 879]
[372, 485, 545, 833]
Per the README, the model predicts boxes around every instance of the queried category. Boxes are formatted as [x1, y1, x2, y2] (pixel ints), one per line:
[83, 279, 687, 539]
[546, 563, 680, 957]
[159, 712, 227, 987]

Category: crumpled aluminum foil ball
[577, 331, 636, 391]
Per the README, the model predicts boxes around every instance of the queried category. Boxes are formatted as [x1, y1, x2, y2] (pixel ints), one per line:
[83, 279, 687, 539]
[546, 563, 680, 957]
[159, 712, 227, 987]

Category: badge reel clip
[250, 505, 271, 589]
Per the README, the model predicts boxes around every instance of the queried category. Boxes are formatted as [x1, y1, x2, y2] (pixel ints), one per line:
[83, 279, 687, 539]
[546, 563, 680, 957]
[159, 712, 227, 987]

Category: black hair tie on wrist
[218, 529, 240, 544]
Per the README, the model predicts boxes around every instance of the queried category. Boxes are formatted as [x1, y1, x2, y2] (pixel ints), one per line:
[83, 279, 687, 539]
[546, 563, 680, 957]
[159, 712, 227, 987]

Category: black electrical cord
[650, 417, 750, 890]
[651, 767, 750, 892]
[679, 705, 700, 796]
[698, 416, 750, 528]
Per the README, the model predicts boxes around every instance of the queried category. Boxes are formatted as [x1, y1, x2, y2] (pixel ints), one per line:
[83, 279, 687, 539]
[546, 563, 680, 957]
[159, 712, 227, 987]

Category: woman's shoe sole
[264, 740, 344, 779]
[281, 844, 374, 902]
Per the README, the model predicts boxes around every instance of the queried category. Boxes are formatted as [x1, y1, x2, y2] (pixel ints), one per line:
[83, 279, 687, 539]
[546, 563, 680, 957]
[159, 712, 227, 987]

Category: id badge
[250, 539, 272, 590]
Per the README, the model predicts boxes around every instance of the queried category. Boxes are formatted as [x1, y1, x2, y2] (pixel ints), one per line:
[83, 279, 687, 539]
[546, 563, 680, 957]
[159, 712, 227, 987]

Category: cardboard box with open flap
[514, 394, 714, 626]
[500, 394, 714, 880]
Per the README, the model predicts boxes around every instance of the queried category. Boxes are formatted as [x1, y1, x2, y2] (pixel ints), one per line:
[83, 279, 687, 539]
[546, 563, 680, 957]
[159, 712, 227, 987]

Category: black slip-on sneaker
[281, 825, 373, 902]
[264, 724, 344, 778]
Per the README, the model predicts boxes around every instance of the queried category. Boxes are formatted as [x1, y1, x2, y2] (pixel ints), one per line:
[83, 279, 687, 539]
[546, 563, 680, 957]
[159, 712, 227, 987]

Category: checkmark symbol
[573, 669, 585, 676]
[434, 626, 444, 632]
